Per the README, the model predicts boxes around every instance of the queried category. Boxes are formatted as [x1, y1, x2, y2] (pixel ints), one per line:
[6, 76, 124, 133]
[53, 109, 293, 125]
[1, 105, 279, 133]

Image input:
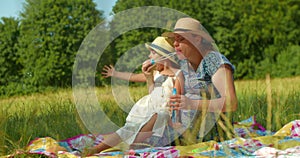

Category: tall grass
[234, 76, 300, 131]
[0, 89, 83, 155]
[0, 76, 299, 156]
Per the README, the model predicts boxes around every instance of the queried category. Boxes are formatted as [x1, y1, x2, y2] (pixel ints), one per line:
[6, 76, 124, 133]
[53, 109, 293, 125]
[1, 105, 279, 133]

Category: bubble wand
[150, 52, 176, 65]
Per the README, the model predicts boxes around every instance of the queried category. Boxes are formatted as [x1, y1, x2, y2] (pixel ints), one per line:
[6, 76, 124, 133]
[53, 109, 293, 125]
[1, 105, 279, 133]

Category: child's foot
[81, 147, 99, 157]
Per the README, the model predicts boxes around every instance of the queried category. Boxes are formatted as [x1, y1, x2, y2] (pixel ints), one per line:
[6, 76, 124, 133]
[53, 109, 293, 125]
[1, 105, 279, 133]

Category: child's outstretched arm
[102, 64, 147, 82]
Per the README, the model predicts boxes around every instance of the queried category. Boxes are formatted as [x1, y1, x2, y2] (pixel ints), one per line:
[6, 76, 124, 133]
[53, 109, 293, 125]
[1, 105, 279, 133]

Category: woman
[162, 17, 238, 144]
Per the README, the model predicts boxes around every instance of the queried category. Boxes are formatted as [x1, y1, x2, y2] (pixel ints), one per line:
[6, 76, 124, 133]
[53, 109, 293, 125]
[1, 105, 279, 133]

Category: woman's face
[173, 33, 199, 60]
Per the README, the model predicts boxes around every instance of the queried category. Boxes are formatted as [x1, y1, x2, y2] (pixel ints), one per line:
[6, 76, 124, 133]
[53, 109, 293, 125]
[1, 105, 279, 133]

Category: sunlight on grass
[234, 76, 300, 130]
[0, 76, 299, 156]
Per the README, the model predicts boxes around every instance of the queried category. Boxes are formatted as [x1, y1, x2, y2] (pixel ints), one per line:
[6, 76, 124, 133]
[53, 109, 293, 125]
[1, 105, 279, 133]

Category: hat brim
[145, 43, 178, 65]
[161, 32, 176, 38]
[162, 30, 214, 43]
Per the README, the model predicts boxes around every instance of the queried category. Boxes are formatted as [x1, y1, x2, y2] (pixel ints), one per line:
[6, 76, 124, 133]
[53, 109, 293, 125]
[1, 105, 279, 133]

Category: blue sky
[0, 0, 117, 19]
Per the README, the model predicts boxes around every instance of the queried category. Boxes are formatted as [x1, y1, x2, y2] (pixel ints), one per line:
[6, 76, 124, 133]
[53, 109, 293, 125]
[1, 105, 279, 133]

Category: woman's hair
[192, 33, 219, 55]
[201, 38, 214, 51]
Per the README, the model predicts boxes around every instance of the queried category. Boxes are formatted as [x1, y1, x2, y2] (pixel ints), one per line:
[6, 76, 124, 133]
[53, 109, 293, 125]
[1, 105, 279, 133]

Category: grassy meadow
[0, 76, 299, 156]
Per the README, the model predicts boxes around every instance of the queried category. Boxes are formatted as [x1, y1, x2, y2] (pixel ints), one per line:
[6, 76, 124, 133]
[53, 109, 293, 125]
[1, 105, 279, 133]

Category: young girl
[83, 37, 184, 156]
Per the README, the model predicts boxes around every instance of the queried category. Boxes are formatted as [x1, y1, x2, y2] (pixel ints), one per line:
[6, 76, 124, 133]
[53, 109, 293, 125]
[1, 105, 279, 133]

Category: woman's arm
[173, 71, 184, 95]
[170, 64, 238, 112]
[190, 64, 238, 112]
[211, 64, 238, 112]
[102, 65, 147, 82]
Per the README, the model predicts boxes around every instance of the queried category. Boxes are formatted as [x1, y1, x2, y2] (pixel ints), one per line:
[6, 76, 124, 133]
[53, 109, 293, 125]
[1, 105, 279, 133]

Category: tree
[107, 0, 214, 79]
[211, 0, 300, 79]
[103, 3, 175, 86]
[110, 0, 300, 80]
[0, 17, 22, 95]
[17, 0, 104, 90]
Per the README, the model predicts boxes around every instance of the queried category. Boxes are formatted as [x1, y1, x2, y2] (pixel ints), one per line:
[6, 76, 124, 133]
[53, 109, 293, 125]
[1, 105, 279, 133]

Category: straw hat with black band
[163, 17, 219, 54]
[162, 17, 214, 43]
[145, 36, 178, 65]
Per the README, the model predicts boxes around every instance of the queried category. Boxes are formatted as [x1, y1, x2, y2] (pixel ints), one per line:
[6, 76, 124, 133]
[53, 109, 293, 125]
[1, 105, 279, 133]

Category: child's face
[148, 49, 160, 60]
[148, 49, 166, 72]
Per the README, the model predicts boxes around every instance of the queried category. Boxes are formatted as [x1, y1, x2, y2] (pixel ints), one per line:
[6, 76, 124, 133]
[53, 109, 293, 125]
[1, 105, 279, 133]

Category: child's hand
[142, 60, 156, 77]
[101, 65, 115, 78]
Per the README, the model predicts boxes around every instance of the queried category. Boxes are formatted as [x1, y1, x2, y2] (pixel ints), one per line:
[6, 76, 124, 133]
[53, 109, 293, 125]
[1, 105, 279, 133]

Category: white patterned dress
[116, 70, 181, 145]
[147, 51, 236, 145]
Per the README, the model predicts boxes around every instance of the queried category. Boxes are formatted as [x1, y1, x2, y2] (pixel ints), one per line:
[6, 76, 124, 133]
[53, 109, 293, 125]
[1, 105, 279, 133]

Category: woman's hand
[101, 65, 115, 78]
[169, 94, 192, 110]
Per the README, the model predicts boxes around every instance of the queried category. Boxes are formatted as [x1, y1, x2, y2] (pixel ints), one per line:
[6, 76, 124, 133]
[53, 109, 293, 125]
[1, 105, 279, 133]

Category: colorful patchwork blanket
[9, 117, 300, 157]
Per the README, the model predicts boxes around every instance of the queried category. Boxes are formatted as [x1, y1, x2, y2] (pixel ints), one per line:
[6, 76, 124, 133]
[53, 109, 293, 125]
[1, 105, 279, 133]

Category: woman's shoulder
[205, 51, 232, 63]
[204, 51, 222, 60]
[202, 51, 235, 74]
[202, 51, 223, 67]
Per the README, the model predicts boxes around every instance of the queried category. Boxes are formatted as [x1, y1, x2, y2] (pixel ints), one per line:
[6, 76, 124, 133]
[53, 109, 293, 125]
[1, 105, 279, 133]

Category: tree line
[0, 0, 299, 96]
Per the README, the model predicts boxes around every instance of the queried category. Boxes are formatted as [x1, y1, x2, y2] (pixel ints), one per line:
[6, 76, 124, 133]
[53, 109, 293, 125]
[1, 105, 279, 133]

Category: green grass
[234, 76, 300, 130]
[0, 76, 299, 156]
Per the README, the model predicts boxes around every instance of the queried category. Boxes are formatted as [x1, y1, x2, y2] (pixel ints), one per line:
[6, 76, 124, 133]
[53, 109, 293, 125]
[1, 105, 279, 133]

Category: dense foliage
[111, 0, 300, 79]
[0, 0, 299, 96]
[0, 0, 103, 95]
[0, 17, 21, 95]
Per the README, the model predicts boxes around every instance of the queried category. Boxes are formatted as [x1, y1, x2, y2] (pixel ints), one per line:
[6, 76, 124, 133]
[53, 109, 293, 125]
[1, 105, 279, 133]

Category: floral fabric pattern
[179, 51, 234, 100]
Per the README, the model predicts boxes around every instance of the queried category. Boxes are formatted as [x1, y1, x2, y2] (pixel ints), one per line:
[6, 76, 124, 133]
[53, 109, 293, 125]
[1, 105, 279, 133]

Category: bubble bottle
[172, 88, 179, 123]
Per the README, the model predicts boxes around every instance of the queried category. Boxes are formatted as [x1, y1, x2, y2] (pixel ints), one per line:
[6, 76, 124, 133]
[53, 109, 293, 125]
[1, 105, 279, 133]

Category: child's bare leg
[133, 114, 157, 143]
[83, 132, 121, 156]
